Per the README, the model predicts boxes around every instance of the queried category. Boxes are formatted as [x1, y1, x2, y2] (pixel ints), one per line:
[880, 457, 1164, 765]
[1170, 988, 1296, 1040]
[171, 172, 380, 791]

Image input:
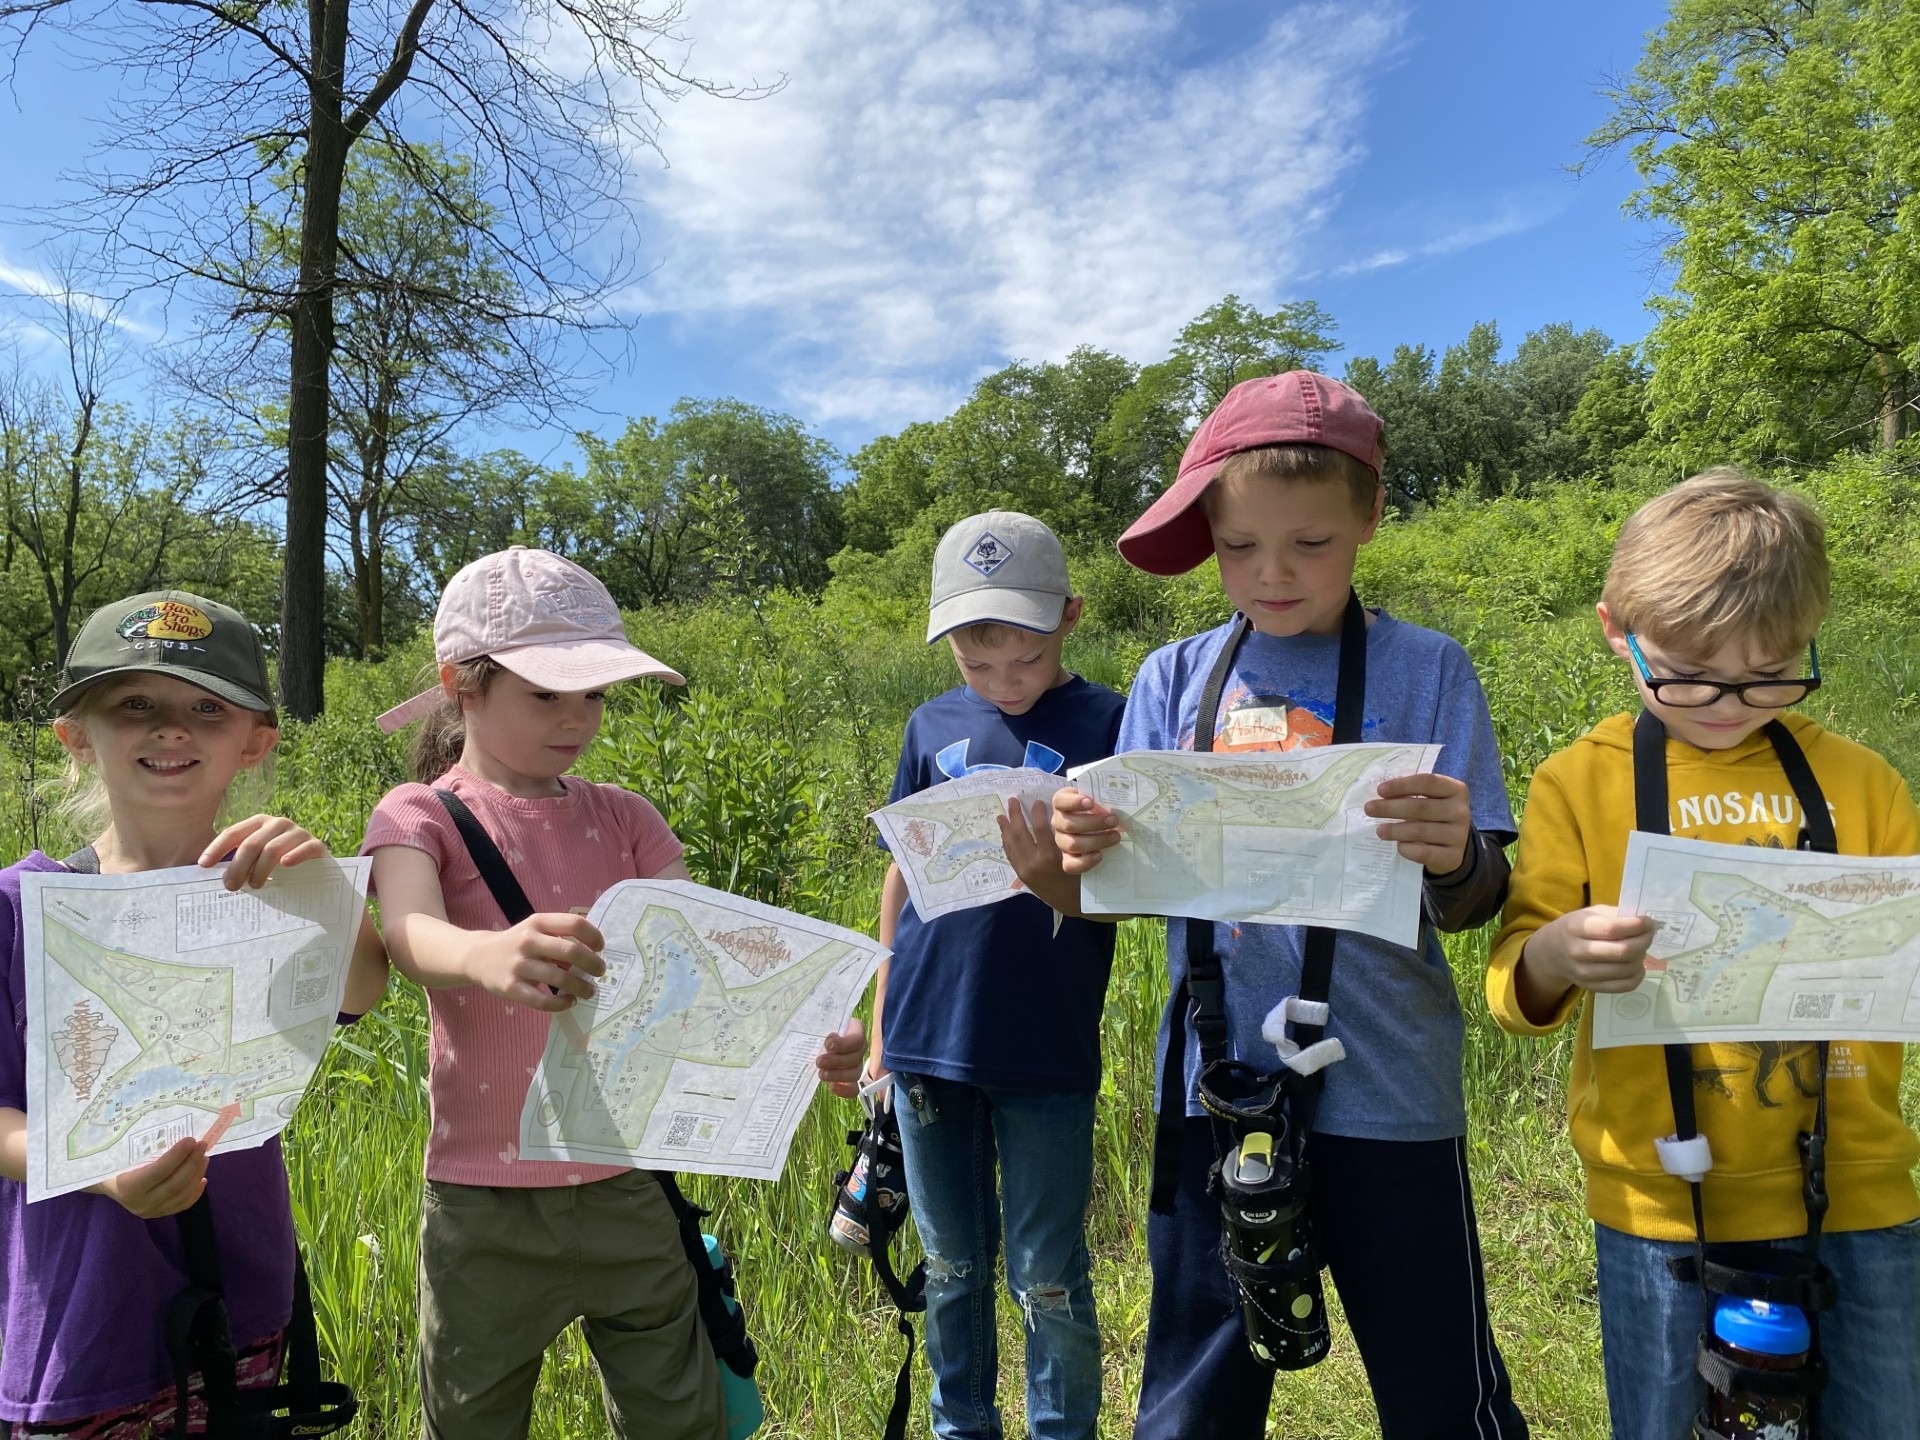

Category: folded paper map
[870, 767, 1067, 920]
[1594, 833, 1920, 1048]
[1073, 743, 1442, 947]
[21, 859, 370, 1202]
[519, 879, 885, 1180]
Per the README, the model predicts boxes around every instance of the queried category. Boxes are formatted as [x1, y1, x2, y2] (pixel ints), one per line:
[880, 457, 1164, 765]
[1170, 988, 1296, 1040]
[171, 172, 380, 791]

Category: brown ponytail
[410, 657, 503, 783]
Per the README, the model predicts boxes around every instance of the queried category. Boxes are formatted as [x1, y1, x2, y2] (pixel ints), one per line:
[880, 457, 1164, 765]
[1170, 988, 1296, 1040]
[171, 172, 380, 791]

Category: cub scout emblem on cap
[965, 531, 1012, 576]
[116, 601, 214, 643]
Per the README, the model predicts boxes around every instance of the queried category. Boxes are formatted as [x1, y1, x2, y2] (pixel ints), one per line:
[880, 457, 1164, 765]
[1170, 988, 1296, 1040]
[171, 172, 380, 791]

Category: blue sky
[0, 0, 1674, 467]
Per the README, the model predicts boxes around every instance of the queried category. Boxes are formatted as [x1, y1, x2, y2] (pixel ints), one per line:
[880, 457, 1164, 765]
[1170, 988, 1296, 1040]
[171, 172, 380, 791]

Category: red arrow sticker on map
[201, 1103, 243, 1149]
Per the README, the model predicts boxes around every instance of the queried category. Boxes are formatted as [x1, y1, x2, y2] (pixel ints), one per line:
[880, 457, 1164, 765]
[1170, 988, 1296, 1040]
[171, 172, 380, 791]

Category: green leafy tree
[1589, 0, 1920, 460]
[0, 297, 277, 693]
[1566, 347, 1653, 472]
[1163, 295, 1342, 418]
[659, 399, 844, 594]
[1507, 323, 1617, 484]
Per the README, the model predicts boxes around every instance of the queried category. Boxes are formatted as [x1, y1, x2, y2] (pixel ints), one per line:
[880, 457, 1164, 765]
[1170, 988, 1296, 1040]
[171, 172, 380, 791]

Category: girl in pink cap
[361, 548, 728, 1440]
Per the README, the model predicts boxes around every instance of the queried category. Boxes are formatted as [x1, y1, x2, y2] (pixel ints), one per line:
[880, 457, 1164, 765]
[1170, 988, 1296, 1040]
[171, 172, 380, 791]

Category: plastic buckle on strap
[1655, 1132, 1713, 1184]
[1798, 1130, 1829, 1221]
[1189, 977, 1228, 1049]
[1260, 995, 1347, 1077]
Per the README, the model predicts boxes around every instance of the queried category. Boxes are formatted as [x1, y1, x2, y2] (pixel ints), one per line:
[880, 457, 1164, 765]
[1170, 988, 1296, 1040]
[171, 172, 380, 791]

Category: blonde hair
[1603, 470, 1829, 658]
[411, 657, 503, 783]
[50, 683, 279, 844]
[1214, 443, 1381, 515]
[950, 620, 1051, 649]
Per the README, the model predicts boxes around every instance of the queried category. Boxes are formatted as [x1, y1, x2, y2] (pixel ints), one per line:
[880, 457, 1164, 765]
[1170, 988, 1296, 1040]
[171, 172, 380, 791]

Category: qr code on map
[1790, 992, 1836, 1021]
[663, 1112, 720, 1152]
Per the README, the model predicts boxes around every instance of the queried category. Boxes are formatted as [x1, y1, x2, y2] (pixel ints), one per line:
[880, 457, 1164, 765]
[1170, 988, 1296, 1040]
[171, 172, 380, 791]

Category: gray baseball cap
[926, 511, 1072, 642]
[50, 590, 275, 714]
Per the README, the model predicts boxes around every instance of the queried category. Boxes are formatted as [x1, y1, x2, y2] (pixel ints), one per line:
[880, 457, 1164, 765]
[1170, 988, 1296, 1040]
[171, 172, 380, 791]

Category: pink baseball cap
[1117, 371, 1384, 575]
[376, 547, 684, 732]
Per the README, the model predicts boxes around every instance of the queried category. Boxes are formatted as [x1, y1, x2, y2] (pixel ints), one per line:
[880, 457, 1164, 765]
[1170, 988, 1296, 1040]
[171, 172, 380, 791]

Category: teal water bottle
[1705, 1296, 1810, 1440]
[703, 1233, 766, 1439]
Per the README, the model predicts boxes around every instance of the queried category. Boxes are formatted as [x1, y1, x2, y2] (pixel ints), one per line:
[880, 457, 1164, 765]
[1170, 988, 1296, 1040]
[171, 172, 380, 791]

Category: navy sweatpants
[1136, 1118, 1529, 1440]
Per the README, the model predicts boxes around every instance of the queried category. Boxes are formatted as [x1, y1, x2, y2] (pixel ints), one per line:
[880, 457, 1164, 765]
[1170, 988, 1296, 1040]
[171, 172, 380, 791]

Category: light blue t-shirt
[1118, 609, 1515, 1141]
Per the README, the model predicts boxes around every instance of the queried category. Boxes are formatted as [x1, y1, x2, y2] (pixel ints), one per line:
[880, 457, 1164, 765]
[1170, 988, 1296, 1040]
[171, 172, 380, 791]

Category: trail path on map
[1594, 834, 1920, 1047]
[518, 879, 884, 1180]
[1074, 743, 1441, 947]
[21, 860, 369, 1201]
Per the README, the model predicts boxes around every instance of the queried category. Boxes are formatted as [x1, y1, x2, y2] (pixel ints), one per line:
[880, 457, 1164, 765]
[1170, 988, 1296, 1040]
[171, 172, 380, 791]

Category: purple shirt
[0, 854, 294, 1424]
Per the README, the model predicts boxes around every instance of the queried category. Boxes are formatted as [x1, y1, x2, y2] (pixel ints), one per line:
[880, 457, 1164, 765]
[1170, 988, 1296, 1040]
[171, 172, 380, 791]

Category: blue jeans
[893, 1072, 1101, 1440]
[1594, 1218, 1920, 1438]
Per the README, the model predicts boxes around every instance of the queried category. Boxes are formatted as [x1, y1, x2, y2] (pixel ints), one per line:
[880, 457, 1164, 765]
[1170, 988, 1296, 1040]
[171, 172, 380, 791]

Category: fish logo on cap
[965, 532, 1013, 576]
[116, 601, 214, 643]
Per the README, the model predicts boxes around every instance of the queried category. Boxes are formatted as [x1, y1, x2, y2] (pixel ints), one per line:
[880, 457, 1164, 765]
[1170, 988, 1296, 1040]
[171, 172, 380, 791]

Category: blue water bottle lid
[1712, 1296, 1810, 1356]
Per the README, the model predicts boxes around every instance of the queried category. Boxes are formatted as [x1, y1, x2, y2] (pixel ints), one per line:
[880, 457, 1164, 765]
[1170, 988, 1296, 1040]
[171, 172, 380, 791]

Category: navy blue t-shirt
[880, 675, 1127, 1092]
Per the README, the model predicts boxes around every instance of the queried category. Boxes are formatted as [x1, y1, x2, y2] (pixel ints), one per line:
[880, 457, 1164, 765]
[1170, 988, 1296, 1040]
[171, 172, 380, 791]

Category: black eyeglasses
[1625, 633, 1822, 709]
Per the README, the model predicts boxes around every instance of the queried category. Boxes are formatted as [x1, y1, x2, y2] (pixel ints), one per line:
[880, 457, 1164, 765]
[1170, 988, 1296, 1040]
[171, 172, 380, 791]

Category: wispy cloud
[1327, 196, 1568, 278]
[617, 1, 1408, 429]
[0, 252, 158, 340]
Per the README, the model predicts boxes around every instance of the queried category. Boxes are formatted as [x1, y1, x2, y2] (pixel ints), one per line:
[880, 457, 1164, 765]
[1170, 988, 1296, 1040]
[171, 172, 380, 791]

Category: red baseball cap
[1117, 370, 1385, 575]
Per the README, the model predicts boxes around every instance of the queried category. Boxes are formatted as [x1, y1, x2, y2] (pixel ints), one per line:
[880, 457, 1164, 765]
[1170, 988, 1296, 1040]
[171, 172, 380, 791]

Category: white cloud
[1326, 195, 1568, 278]
[619, 1, 1407, 428]
[0, 252, 159, 341]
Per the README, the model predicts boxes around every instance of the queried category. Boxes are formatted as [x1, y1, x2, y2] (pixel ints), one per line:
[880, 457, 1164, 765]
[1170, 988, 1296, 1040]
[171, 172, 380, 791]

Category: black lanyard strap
[1631, 710, 1840, 1384]
[1148, 592, 1367, 1214]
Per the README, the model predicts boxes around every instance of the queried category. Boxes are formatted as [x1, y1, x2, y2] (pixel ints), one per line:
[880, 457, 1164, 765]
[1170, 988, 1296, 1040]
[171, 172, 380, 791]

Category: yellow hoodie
[1488, 710, 1920, 1242]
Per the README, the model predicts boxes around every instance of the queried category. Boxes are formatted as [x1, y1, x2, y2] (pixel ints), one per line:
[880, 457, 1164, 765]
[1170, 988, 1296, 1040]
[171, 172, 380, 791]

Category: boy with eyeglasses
[1488, 470, 1920, 1435]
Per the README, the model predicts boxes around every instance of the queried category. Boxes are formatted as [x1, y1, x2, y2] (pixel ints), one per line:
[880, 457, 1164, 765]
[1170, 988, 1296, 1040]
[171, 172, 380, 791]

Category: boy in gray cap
[818, 511, 1124, 1440]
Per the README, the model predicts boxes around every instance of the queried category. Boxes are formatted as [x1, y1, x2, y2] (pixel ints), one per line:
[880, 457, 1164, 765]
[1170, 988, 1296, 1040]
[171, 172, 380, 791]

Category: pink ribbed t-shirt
[362, 766, 684, 1186]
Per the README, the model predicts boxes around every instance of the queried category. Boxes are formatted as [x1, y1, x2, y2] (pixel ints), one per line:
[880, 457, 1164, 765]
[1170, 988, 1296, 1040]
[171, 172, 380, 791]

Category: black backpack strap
[1284, 593, 1369, 1143]
[160, 1188, 358, 1440]
[651, 1172, 759, 1381]
[61, 845, 100, 874]
[1635, 708, 1839, 1432]
[1762, 719, 1837, 854]
[166, 1194, 239, 1438]
[434, 789, 535, 925]
[1149, 593, 1368, 1212]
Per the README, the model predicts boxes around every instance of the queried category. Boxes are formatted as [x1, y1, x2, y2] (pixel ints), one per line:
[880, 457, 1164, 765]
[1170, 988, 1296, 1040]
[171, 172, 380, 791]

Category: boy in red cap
[1009, 373, 1528, 1438]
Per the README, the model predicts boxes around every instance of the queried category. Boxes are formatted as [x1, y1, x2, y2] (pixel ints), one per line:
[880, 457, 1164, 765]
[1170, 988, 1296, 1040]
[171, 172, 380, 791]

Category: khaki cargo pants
[416, 1169, 726, 1440]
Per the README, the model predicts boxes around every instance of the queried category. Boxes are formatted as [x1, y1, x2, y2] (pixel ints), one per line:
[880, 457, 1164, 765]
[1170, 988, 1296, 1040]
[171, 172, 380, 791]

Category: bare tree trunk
[366, 519, 386, 659]
[280, 0, 353, 718]
[1879, 354, 1912, 450]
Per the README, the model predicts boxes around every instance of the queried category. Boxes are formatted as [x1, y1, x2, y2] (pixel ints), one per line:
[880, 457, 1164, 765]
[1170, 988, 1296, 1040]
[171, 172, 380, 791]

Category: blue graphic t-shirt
[1121, 611, 1515, 1140]
[881, 675, 1128, 1092]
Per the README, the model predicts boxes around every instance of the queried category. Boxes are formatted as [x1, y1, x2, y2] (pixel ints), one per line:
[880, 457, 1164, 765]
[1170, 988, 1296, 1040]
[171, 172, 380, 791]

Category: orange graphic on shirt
[1216, 699, 1334, 753]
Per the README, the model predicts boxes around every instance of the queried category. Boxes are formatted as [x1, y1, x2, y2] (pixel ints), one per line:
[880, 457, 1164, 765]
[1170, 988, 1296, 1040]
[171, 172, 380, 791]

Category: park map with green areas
[20, 861, 370, 1201]
[1075, 743, 1442, 947]
[1595, 835, 1920, 1048]
[518, 879, 884, 1181]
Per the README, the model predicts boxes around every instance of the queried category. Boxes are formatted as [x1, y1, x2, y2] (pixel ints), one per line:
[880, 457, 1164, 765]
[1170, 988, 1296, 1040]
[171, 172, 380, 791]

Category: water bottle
[703, 1233, 766, 1440]
[1218, 1129, 1329, 1370]
[1704, 1296, 1810, 1440]
[828, 1105, 909, 1257]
